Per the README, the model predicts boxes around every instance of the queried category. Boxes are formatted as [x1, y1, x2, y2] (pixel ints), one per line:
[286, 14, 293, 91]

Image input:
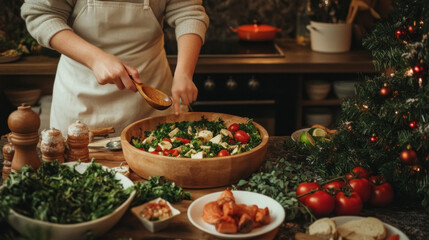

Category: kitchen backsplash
[164, 0, 297, 41]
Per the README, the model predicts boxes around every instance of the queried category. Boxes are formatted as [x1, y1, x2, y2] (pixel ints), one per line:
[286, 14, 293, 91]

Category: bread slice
[337, 217, 386, 240]
[308, 218, 338, 240]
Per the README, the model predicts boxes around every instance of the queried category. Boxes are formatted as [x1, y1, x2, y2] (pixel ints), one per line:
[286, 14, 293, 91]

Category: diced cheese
[201, 145, 211, 150]
[185, 149, 197, 157]
[191, 151, 204, 159]
[209, 134, 222, 144]
[197, 130, 213, 142]
[220, 129, 233, 138]
[169, 127, 179, 138]
[148, 147, 156, 152]
[231, 147, 239, 155]
[158, 141, 172, 150]
[143, 133, 155, 144]
[174, 146, 185, 153]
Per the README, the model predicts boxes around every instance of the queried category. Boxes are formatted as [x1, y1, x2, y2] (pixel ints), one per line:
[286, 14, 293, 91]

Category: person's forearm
[50, 29, 105, 70]
[174, 34, 202, 77]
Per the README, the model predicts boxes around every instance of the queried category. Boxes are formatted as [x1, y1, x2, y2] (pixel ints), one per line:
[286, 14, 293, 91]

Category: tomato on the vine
[335, 191, 362, 216]
[218, 149, 230, 157]
[323, 180, 346, 194]
[352, 166, 370, 179]
[369, 175, 386, 185]
[370, 182, 394, 207]
[296, 182, 321, 203]
[228, 123, 240, 132]
[304, 190, 335, 217]
[349, 178, 372, 203]
[234, 130, 250, 144]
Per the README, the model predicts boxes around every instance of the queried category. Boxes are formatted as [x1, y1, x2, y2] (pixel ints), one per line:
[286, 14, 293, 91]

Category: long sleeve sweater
[21, 0, 209, 49]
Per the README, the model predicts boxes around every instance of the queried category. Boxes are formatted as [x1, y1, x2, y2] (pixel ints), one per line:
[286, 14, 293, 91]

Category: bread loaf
[337, 217, 386, 240]
[308, 218, 338, 240]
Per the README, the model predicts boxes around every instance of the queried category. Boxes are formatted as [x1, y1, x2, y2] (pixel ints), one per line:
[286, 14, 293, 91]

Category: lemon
[308, 128, 327, 138]
[300, 131, 315, 146]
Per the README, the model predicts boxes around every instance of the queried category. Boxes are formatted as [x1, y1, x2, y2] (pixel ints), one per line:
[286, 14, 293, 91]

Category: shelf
[302, 99, 343, 106]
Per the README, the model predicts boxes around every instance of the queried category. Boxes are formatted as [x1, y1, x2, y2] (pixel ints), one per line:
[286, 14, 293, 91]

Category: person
[21, 0, 209, 135]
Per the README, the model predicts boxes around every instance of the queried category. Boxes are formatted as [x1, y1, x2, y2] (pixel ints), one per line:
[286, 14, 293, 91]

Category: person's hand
[90, 52, 141, 91]
[171, 72, 198, 115]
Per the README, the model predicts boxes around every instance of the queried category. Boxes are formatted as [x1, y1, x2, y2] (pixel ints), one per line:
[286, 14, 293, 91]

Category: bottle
[41, 128, 65, 163]
[67, 120, 90, 162]
[8, 104, 41, 171]
[296, 0, 312, 46]
[2, 143, 14, 180]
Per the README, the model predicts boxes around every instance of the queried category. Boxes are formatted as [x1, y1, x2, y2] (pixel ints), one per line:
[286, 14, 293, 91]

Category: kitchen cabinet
[0, 39, 377, 136]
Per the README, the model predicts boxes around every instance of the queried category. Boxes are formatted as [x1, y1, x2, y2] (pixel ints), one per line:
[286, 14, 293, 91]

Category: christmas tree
[295, 0, 429, 210]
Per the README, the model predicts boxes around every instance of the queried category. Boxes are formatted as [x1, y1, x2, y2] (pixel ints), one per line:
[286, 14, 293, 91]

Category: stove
[164, 40, 284, 58]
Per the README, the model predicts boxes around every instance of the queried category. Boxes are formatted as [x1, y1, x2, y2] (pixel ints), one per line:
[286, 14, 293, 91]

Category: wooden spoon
[132, 79, 172, 110]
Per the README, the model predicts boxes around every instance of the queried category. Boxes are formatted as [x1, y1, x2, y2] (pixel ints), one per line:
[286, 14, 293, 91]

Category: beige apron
[51, 0, 174, 136]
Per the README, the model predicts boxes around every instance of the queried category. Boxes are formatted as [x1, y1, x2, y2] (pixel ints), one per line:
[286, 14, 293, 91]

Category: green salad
[131, 117, 262, 158]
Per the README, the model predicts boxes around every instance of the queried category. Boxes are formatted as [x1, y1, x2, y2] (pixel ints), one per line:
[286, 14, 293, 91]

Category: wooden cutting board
[90, 149, 278, 240]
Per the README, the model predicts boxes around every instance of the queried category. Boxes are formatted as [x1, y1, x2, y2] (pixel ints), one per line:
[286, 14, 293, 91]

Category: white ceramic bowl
[8, 162, 136, 240]
[305, 80, 331, 100]
[4, 88, 41, 107]
[131, 197, 180, 233]
[333, 81, 357, 99]
[305, 108, 333, 127]
[308, 21, 352, 53]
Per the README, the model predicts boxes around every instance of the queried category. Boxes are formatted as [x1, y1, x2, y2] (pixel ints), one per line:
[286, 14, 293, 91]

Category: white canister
[307, 21, 352, 53]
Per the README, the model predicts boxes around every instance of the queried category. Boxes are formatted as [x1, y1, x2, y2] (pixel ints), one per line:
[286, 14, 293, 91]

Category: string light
[419, 77, 423, 87]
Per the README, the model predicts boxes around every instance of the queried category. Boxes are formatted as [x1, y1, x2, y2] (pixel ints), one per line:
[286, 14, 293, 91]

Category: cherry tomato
[352, 166, 370, 179]
[155, 146, 162, 152]
[349, 178, 372, 203]
[162, 138, 171, 143]
[176, 137, 191, 144]
[228, 123, 240, 132]
[304, 190, 335, 217]
[234, 130, 250, 144]
[218, 149, 230, 157]
[138, 148, 145, 151]
[335, 191, 363, 216]
[386, 234, 399, 240]
[296, 182, 321, 203]
[369, 175, 386, 185]
[228, 139, 236, 145]
[370, 182, 394, 207]
[323, 180, 346, 194]
[163, 149, 179, 157]
[345, 173, 354, 180]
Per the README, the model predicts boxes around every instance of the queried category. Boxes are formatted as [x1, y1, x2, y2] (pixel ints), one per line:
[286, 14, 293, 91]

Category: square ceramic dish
[131, 197, 180, 233]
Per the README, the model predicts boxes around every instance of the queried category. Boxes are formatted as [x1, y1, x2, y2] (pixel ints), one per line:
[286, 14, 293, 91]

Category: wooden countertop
[0, 39, 376, 76]
[0, 136, 428, 239]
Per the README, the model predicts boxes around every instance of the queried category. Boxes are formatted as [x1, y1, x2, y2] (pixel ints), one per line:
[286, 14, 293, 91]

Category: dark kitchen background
[0, 0, 390, 136]
[164, 0, 296, 41]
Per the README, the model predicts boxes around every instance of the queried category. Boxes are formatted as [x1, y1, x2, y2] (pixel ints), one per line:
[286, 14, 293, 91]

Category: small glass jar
[296, 0, 312, 46]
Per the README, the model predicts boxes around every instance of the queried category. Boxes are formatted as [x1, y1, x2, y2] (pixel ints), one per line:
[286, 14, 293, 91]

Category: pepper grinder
[8, 104, 41, 171]
[67, 120, 90, 162]
[41, 128, 65, 163]
[2, 142, 15, 180]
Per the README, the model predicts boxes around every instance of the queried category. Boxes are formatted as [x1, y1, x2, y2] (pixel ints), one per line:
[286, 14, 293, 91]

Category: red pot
[230, 23, 281, 41]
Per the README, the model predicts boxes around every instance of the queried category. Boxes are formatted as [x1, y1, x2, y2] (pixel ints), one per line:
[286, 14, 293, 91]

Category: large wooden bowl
[121, 112, 269, 188]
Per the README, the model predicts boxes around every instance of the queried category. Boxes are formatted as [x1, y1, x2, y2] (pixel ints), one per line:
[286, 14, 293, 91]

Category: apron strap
[144, 0, 150, 9]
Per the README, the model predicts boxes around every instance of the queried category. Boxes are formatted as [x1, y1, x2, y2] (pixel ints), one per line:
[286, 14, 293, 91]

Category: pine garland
[291, 0, 429, 212]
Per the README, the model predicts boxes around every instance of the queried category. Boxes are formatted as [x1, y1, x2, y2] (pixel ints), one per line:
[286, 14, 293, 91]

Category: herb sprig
[233, 158, 318, 221]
